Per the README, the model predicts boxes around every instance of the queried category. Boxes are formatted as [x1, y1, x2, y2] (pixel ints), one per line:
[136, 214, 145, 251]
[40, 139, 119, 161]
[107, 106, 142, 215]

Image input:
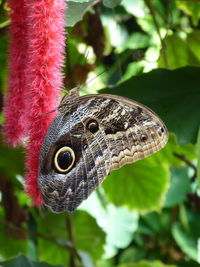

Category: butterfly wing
[95, 94, 168, 171]
[38, 94, 168, 213]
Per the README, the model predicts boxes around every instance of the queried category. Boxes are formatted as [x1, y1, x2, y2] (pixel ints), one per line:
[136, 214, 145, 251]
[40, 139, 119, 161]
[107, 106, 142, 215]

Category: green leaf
[164, 166, 191, 208]
[158, 35, 200, 69]
[66, 0, 96, 27]
[172, 223, 198, 261]
[139, 210, 171, 235]
[116, 260, 177, 267]
[80, 192, 139, 257]
[73, 210, 105, 260]
[103, 206, 138, 256]
[0, 254, 63, 267]
[97, 258, 114, 267]
[36, 213, 69, 265]
[37, 210, 105, 264]
[99, 66, 200, 143]
[119, 247, 146, 264]
[102, 155, 169, 212]
[0, 223, 27, 259]
[187, 30, 200, 62]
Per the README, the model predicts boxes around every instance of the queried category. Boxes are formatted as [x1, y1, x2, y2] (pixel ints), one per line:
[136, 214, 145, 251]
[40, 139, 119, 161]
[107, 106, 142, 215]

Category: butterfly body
[38, 92, 168, 213]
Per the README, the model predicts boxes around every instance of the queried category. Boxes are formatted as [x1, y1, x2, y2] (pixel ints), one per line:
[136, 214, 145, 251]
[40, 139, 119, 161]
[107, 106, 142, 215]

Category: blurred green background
[1, 0, 200, 266]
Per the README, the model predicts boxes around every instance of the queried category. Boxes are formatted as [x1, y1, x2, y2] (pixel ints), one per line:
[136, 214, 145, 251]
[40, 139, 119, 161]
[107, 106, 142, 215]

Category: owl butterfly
[38, 88, 168, 213]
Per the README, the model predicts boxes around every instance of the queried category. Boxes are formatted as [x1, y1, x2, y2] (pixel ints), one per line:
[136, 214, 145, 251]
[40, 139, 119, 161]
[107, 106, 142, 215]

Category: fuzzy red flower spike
[3, 0, 29, 146]
[3, 0, 66, 206]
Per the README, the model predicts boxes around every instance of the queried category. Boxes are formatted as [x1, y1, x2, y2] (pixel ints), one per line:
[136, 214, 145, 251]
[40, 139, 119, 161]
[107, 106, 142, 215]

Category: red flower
[3, 0, 66, 205]
[3, 0, 29, 146]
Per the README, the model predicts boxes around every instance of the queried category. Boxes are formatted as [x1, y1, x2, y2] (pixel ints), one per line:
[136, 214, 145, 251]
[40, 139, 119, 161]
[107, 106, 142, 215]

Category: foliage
[0, 0, 200, 266]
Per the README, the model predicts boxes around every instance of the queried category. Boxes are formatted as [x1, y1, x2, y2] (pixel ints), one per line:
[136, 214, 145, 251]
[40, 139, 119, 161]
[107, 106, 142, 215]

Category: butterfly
[38, 88, 168, 213]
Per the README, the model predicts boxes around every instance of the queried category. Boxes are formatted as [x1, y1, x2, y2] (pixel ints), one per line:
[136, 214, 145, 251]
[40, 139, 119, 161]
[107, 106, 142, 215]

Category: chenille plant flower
[3, 0, 66, 205]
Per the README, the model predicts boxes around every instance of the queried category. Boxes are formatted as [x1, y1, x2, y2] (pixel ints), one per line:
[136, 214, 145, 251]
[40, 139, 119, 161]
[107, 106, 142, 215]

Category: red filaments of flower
[3, 0, 66, 205]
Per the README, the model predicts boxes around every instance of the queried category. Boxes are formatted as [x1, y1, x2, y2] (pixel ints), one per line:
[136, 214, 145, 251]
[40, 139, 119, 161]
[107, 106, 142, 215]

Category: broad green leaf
[158, 35, 200, 69]
[99, 66, 200, 143]
[116, 260, 177, 267]
[37, 210, 105, 264]
[172, 210, 200, 262]
[138, 210, 172, 236]
[97, 258, 114, 267]
[38, 238, 69, 265]
[187, 30, 200, 62]
[0, 254, 63, 267]
[119, 247, 146, 264]
[36, 213, 69, 265]
[73, 210, 105, 260]
[102, 205, 138, 257]
[0, 224, 27, 259]
[172, 223, 198, 261]
[80, 192, 139, 258]
[102, 156, 169, 212]
[164, 167, 191, 207]
[66, 0, 96, 27]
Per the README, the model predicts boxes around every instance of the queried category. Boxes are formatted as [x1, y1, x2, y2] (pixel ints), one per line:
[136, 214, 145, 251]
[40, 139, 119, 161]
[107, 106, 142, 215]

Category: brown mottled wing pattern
[38, 94, 168, 213]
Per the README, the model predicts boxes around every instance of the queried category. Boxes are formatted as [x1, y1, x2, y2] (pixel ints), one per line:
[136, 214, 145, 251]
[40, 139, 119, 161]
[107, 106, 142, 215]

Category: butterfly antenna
[35, 107, 59, 118]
